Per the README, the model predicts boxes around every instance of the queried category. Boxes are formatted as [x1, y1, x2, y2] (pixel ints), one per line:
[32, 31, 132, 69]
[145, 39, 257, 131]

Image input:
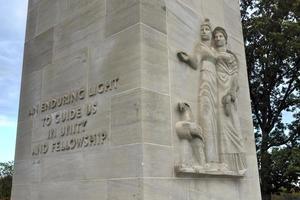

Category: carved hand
[222, 94, 232, 117]
[178, 102, 186, 112]
[177, 52, 190, 63]
[230, 93, 236, 102]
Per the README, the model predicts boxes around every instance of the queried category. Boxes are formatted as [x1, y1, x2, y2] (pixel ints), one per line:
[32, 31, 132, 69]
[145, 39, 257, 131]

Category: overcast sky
[0, 0, 28, 162]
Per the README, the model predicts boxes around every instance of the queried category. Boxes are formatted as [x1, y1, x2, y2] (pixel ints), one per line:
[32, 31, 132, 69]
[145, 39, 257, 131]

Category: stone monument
[12, 0, 262, 200]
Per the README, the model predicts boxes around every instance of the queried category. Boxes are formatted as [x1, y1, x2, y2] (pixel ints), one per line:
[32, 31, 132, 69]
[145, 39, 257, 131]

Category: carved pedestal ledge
[175, 163, 247, 177]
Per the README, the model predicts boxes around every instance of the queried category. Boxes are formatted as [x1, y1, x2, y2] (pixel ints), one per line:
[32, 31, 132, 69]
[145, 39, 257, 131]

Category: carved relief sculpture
[175, 19, 247, 176]
[176, 19, 219, 170]
[175, 102, 205, 173]
[212, 27, 247, 175]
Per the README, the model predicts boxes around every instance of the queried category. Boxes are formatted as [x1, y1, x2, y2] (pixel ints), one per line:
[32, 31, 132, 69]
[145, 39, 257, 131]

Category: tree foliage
[240, 0, 300, 199]
[0, 162, 14, 200]
[271, 147, 300, 193]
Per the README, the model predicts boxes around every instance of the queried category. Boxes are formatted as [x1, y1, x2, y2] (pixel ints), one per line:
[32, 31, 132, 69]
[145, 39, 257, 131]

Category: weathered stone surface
[140, 0, 167, 34]
[53, 0, 105, 60]
[143, 144, 174, 177]
[141, 90, 171, 145]
[42, 48, 88, 98]
[111, 89, 142, 145]
[23, 28, 54, 75]
[108, 179, 142, 200]
[14, 119, 33, 161]
[89, 24, 141, 94]
[36, 0, 60, 35]
[18, 70, 42, 121]
[141, 25, 169, 94]
[105, 0, 140, 37]
[111, 88, 171, 146]
[13, 0, 261, 200]
[25, 8, 38, 42]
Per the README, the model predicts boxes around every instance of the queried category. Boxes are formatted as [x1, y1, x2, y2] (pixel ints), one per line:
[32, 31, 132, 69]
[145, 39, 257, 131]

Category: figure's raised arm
[177, 51, 198, 70]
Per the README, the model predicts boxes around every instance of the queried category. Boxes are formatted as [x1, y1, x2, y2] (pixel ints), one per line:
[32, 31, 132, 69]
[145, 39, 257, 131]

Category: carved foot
[175, 164, 195, 173]
[175, 164, 206, 174]
[204, 162, 230, 172]
[193, 165, 205, 173]
[238, 169, 247, 175]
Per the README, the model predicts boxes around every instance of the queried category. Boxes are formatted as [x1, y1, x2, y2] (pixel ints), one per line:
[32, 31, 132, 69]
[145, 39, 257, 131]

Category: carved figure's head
[212, 26, 228, 47]
[200, 18, 212, 41]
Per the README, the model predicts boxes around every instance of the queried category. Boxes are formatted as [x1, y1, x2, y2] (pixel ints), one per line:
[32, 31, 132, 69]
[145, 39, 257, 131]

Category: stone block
[108, 144, 143, 178]
[62, 0, 105, 22]
[105, 0, 167, 37]
[13, 160, 37, 185]
[108, 179, 142, 200]
[31, 118, 51, 142]
[141, 90, 171, 146]
[207, 179, 239, 200]
[140, 0, 167, 34]
[169, 50, 199, 106]
[166, 0, 200, 36]
[79, 180, 108, 200]
[166, 5, 199, 54]
[111, 89, 171, 146]
[23, 28, 54, 75]
[42, 48, 88, 99]
[53, 0, 105, 60]
[223, 0, 240, 14]
[25, 8, 37, 42]
[89, 24, 141, 94]
[143, 179, 172, 200]
[36, 0, 60, 35]
[238, 178, 262, 200]
[177, 0, 203, 16]
[243, 154, 260, 179]
[40, 153, 85, 183]
[189, 191, 210, 200]
[143, 144, 174, 177]
[83, 144, 143, 179]
[201, 0, 225, 26]
[28, 0, 41, 11]
[33, 180, 107, 200]
[111, 89, 142, 146]
[170, 179, 190, 200]
[105, 0, 140, 37]
[141, 24, 169, 95]
[224, 3, 243, 40]
[14, 120, 33, 161]
[18, 70, 43, 121]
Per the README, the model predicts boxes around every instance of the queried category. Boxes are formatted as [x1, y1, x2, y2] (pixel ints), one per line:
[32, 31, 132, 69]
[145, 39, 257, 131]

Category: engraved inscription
[30, 77, 120, 157]
[32, 101, 102, 156]
[28, 78, 119, 117]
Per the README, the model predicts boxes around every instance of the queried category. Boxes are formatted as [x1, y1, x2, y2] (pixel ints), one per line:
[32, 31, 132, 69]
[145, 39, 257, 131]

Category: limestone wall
[12, 0, 261, 200]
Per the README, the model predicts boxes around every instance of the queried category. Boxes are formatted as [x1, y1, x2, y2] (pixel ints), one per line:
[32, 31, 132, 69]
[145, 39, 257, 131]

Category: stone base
[175, 163, 247, 177]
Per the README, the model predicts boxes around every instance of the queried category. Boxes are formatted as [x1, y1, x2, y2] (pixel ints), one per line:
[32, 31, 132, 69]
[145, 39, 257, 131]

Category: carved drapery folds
[175, 19, 247, 176]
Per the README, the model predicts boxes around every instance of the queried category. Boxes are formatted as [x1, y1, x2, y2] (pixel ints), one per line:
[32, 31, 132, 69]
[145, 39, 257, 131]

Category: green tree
[271, 147, 300, 193]
[0, 161, 14, 200]
[240, 0, 300, 200]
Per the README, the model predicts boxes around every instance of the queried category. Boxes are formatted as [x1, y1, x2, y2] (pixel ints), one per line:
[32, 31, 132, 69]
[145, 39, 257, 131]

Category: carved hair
[212, 26, 228, 42]
[201, 18, 212, 30]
